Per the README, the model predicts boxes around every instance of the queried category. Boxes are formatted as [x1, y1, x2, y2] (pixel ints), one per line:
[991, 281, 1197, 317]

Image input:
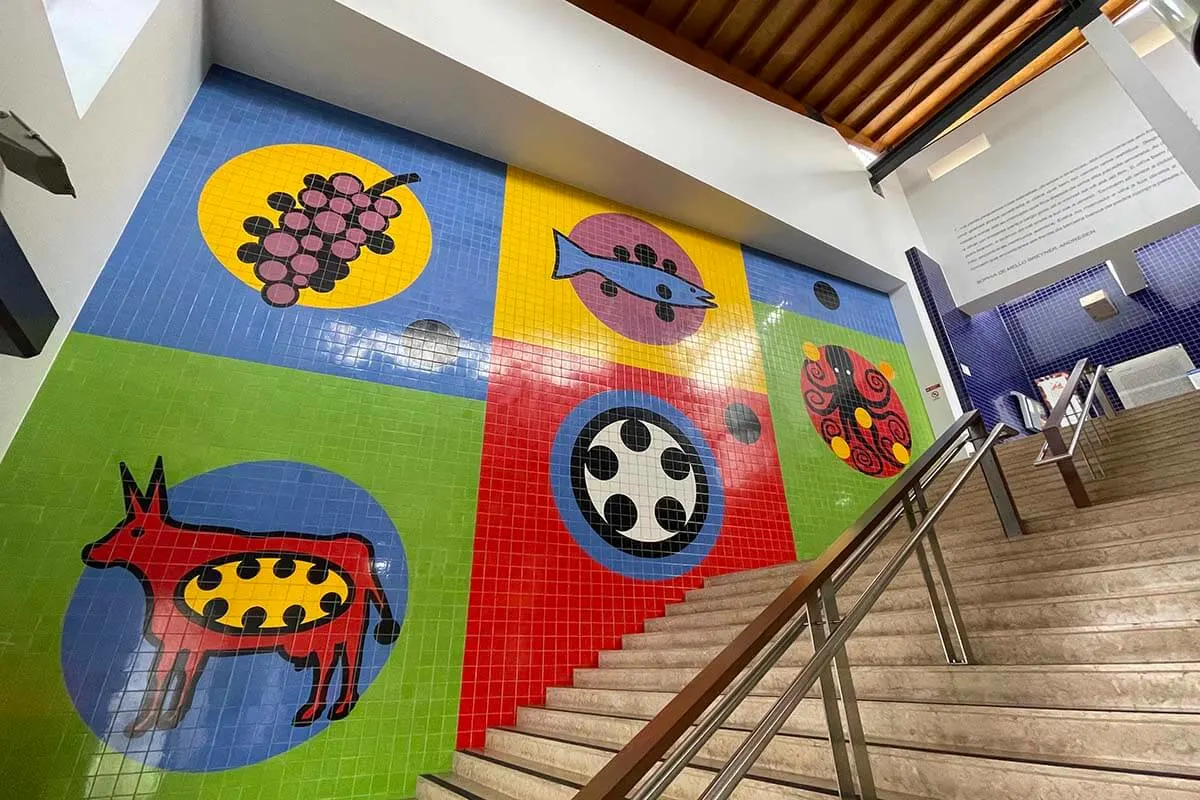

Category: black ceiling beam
[868, 0, 1104, 188]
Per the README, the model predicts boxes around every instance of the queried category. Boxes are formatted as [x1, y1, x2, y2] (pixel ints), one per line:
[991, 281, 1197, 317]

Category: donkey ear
[143, 456, 169, 519]
[118, 461, 145, 516]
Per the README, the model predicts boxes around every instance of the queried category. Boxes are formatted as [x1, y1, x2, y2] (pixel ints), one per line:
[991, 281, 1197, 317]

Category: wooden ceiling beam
[565, 0, 880, 148]
[875, 0, 1060, 147]
[701, 0, 742, 48]
[857, 0, 1032, 138]
[770, 0, 855, 92]
[823, 0, 952, 120]
[723, 0, 784, 61]
[796, 0, 917, 109]
[671, 0, 705, 32]
[748, 0, 818, 76]
[842, 0, 997, 130]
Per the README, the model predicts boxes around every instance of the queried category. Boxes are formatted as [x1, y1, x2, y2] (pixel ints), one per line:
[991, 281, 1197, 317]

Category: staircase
[419, 393, 1200, 799]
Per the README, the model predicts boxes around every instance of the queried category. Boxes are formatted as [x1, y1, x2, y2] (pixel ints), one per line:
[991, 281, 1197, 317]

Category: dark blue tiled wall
[998, 225, 1200, 392]
[906, 248, 1033, 431]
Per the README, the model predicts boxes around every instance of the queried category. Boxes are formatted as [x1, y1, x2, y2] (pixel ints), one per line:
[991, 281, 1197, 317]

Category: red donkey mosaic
[80, 458, 401, 736]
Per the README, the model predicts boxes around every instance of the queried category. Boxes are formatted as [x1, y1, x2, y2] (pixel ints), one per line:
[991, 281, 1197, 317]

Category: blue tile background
[76, 67, 507, 401]
[906, 248, 1033, 431]
[744, 246, 903, 343]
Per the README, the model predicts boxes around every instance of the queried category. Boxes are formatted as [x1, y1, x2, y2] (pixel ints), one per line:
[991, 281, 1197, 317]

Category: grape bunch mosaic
[238, 172, 419, 307]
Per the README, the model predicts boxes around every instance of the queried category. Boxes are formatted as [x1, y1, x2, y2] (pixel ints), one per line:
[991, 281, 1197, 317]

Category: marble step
[572, 663, 1200, 711]
[602, 620, 1200, 667]
[672, 556, 1200, 618]
[416, 772, 520, 800]
[543, 689, 1200, 775]
[506, 713, 1200, 800]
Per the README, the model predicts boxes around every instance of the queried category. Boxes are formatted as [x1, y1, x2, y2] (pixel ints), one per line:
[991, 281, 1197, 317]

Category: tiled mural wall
[0, 68, 932, 799]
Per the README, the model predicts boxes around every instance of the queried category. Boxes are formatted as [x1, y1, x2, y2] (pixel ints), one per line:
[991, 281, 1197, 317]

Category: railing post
[914, 488, 974, 665]
[820, 589, 877, 800]
[1042, 424, 1092, 509]
[807, 595, 855, 798]
[969, 418, 1026, 537]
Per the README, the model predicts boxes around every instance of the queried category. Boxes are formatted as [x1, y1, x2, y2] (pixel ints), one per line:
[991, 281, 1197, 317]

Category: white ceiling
[207, 0, 905, 293]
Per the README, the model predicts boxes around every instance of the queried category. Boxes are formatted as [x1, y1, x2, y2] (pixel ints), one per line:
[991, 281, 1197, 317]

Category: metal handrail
[1032, 358, 1114, 508]
[573, 412, 1024, 800]
[1033, 364, 1109, 465]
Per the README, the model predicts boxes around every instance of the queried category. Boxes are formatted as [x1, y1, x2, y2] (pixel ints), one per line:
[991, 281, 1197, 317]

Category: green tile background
[0, 333, 484, 800]
[754, 303, 935, 558]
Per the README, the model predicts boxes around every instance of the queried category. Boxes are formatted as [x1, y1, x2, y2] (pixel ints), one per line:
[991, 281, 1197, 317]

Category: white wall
[898, 17, 1200, 313]
[0, 0, 208, 457]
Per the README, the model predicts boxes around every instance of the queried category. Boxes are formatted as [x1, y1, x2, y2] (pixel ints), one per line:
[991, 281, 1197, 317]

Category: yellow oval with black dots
[176, 554, 352, 635]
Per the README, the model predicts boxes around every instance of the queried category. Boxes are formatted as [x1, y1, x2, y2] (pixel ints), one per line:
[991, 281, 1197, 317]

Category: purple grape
[346, 228, 367, 245]
[262, 282, 300, 307]
[255, 260, 289, 283]
[314, 210, 347, 235]
[291, 254, 319, 275]
[329, 197, 354, 215]
[283, 211, 311, 231]
[374, 197, 400, 218]
[300, 234, 324, 252]
[263, 231, 300, 258]
[294, 275, 310, 288]
[300, 189, 328, 210]
[330, 240, 359, 260]
[331, 174, 364, 195]
[352, 193, 371, 209]
[358, 211, 386, 232]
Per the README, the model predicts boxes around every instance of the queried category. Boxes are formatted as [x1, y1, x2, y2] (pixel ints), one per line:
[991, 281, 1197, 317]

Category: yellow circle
[198, 144, 432, 309]
[879, 361, 896, 381]
[803, 342, 822, 361]
[854, 407, 872, 429]
[831, 436, 851, 460]
[893, 442, 910, 465]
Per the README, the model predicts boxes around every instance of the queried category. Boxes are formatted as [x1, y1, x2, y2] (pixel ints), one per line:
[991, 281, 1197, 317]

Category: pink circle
[330, 240, 359, 260]
[264, 282, 299, 307]
[331, 174, 363, 195]
[262, 231, 299, 258]
[283, 211, 310, 231]
[256, 260, 288, 282]
[346, 227, 367, 245]
[299, 190, 327, 209]
[358, 211, 386, 232]
[314, 211, 347, 235]
[290, 254, 319, 275]
[566, 213, 706, 346]
[301, 235, 324, 252]
[293, 275, 309, 288]
[375, 197, 400, 218]
[330, 197, 354, 215]
[352, 193, 371, 208]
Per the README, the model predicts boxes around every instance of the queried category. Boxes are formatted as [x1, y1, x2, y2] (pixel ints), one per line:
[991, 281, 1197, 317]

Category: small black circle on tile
[201, 597, 228, 622]
[656, 284, 672, 300]
[400, 319, 460, 370]
[320, 592, 343, 615]
[307, 562, 330, 585]
[613, 245, 631, 262]
[241, 606, 267, 632]
[660, 447, 691, 480]
[603, 494, 638, 532]
[283, 605, 306, 631]
[600, 279, 620, 297]
[725, 403, 762, 445]
[655, 303, 676, 323]
[655, 496, 689, 533]
[273, 557, 297, 580]
[620, 419, 652, 452]
[196, 567, 222, 591]
[813, 281, 841, 310]
[661, 259, 678, 274]
[585, 445, 619, 480]
[236, 557, 260, 580]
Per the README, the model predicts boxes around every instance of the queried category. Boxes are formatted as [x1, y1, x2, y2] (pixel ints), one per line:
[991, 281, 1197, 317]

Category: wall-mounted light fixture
[1080, 289, 1119, 321]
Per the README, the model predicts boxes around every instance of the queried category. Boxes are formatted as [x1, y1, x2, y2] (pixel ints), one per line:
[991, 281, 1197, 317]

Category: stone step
[571, 663, 1200, 711]
[646, 586, 1200, 637]
[689, 529, 1200, 604]
[542, 688, 1200, 775]
[672, 557, 1200, 618]
[416, 772, 521, 800]
[509, 711, 1200, 800]
[603, 620, 1200, 666]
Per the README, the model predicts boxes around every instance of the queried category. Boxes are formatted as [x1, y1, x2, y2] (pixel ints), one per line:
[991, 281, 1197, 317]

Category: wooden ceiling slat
[644, 0, 687, 26]
[768, 0, 855, 91]
[701, 0, 742, 48]
[671, 0, 706, 33]
[748, 0, 818, 76]
[842, 0, 1000, 130]
[804, 0, 923, 110]
[785, 0, 898, 104]
[862, 0, 1041, 142]
[723, 0, 784, 61]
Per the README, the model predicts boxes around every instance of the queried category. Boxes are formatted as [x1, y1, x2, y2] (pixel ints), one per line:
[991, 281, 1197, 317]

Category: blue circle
[60, 461, 408, 772]
[551, 391, 724, 581]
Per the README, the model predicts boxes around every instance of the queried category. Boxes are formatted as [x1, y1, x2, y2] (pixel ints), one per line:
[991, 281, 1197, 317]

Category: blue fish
[551, 230, 717, 310]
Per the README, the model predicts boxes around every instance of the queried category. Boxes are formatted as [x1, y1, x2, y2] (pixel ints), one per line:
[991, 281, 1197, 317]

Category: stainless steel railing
[1033, 359, 1116, 507]
[575, 412, 1023, 800]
